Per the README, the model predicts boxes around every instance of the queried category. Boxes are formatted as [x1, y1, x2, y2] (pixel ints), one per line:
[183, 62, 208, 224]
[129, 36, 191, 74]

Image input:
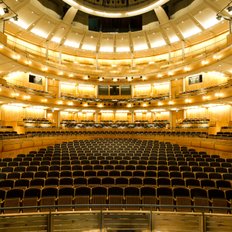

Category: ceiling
[0, 0, 232, 80]
[3, 0, 230, 53]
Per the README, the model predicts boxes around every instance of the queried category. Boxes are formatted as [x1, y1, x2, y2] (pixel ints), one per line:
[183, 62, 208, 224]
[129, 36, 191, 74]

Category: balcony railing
[0, 204, 231, 232]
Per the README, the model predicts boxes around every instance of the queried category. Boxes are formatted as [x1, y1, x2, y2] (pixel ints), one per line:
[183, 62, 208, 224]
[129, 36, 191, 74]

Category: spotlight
[98, 77, 104, 81]
[227, 6, 232, 12]
[3, 8, 9, 14]
[13, 15, 18, 21]
[216, 15, 222, 20]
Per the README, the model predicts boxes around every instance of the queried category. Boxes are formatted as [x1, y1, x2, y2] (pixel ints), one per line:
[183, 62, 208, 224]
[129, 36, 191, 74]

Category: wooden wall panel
[153, 112, 170, 121]
[133, 85, 151, 97]
[1, 105, 24, 122]
[134, 112, 149, 121]
[171, 110, 184, 128]
[60, 82, 77, 96]
[171, 79, 183, 98]
[115, 112, 128, 121]
[185, 106, 231, 126]
[4, 72, 45, 91]
[185, 108, 207, 119]
[47, 79, 59, 97]
[185, 71, 228, 92]
[153, 83, 170, 96]
[77, 85, 95, 97]
[78, 112, 95, 121]
[100, 112, 114, 121]
[25, 108, 45, 119]
[60, 112, 73, 121]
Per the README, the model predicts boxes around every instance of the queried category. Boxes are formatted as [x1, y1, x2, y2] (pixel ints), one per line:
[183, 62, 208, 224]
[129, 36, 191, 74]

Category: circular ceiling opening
[63, 0, 169, 17]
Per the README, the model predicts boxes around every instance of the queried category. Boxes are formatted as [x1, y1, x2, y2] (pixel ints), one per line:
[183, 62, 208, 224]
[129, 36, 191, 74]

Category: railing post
[150, 209, 153, 232]
[100, 209, 103, 232]
[48, 211, 53, 232]
[200, 212, 206, 232]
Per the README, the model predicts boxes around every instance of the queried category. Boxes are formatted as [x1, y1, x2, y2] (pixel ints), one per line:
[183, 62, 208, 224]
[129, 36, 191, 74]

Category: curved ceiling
[0, 0, 231, 79]
[3, 0, 228, 54]
[62, 0, 169, 18]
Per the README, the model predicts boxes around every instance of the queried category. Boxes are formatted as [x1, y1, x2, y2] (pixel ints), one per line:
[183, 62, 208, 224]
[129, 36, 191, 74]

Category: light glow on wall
[31, 28, 48, 38]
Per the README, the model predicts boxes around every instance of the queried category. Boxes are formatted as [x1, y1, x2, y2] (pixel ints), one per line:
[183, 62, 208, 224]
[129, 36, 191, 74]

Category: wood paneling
[186, 105, 232, 128]
[4, 72, 45, 91]
[47, 79, 59, 97]
[133, 85, 151, 97]
[153, 82, 170, 97]
[171, 79, 182, 98]
[185, 71, 228, 92]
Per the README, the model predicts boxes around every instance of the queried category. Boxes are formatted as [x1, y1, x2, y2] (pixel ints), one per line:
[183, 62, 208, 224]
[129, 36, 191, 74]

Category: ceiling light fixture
[216, 1, 232, 33]
[3, 8, 9, 14]
[13, 15, 18, 21]
[216, 15, 222, 20]
[227, 6, 232, 12]
[0, 1, 18, 21]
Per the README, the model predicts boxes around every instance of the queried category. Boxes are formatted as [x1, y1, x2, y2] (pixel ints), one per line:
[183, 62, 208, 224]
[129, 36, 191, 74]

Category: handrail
[0, 204, 232, 212]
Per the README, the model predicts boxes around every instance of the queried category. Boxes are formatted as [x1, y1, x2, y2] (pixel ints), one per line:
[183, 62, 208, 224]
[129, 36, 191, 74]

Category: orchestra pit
[0, 0, 232, 231]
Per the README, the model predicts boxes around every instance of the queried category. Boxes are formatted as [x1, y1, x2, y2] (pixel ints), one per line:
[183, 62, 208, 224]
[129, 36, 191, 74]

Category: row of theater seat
[182, 118, 210, 124]
[0, 176, 231, 189]
[25, 130, 208, 137]
[1, 186, 232, 214]
[208, 132, 232, 139]
[0, 139, 231, 214]
[1, 163, 232, 174]
[60, 122, 169, 129]
[0, 130, 210, 140]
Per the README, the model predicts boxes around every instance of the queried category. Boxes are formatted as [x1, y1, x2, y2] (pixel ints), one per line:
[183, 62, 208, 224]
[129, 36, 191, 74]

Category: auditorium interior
[0, 0, 232, 231]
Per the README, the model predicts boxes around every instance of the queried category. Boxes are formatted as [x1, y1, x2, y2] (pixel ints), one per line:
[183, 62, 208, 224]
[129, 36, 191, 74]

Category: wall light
[184, 66, 191, 72]
[168, 71, 174, 76]
[215, 92, 224, 97]
[126, 77, 133, 82]
[11, 92, 19, 97]
[201, 60, 209, 65]
[67, 101, 73, 106]
[42, 66, 48, 71]
[83, 75, 90, 80]
[57, 100, 63, 105]
[98, 77, 104, 81]
[185, 99, 192, 103]
[142, 103, 147, 107]
[83, 103, 88, 107]
[202, 96, 210, 100]
[23, 95, 31, 100]
[112, 78, 119, 82]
